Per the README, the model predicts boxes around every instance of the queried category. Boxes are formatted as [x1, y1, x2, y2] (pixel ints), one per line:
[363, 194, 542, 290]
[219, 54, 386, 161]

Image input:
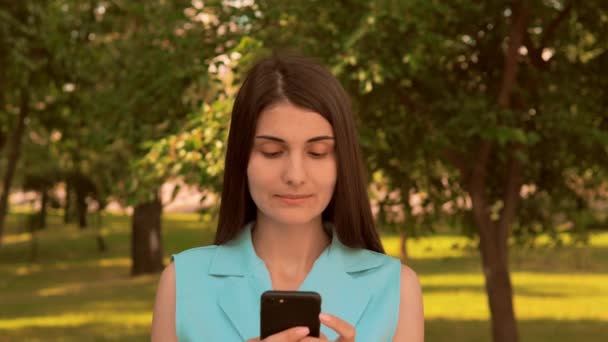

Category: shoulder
[399, 264, 421, 291]
[154, 262, 177, 305]
[151, 246, 219, 341]
[151, 262, 177, 341]
[392, 264, 424, 342]
[340, 245, 401, 274]
[160, 261, 176, 283]
[171, 245, 218, 269]
[173, 245, 218, 260]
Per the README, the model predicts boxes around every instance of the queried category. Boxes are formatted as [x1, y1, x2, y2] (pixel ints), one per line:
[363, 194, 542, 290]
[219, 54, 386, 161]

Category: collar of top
[208, 221, 386, 277]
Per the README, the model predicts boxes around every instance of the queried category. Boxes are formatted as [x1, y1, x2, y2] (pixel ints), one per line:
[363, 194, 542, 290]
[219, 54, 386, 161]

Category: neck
[251, 216, 331, 284]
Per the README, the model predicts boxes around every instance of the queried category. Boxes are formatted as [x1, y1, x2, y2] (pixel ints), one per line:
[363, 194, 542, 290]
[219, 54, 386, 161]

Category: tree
[75, 0, 244, 275]
[227, 1, 608, 341]
[0, 0, 61, 245]
[0, 0, 239, 271]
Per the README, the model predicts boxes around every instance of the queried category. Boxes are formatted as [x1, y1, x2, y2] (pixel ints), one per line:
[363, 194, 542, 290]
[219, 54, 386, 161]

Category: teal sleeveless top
[172, 222, 402, 341]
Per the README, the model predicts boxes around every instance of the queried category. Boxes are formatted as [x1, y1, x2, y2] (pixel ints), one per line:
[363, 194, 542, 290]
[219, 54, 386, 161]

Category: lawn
[0, 210, 606, 341]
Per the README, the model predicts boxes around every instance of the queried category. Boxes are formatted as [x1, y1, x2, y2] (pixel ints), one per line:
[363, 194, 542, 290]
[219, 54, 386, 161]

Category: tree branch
[498, 1, 529, 107]
[540, 2, 573, 49]
[523, 31, 548, 70]
[523, 2, 573, 70]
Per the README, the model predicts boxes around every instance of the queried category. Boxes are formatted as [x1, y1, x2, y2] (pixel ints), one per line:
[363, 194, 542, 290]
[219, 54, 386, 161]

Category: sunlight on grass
[512, 272, 608, 320]
[590, 232, 608, 246]
[14, 265, 42, 276]
[420, 273, 491, 320]
[33, 273, 158, 298]
[4, 232, 31, 244]
[3, 258, 130, 278]
[383, 232, 608, 260]
[97, 257, 131, 267]
[0, 311, 152, 330]
[423, 290, 490, 319]
[383, 235, 476, 259]
[420, 272, 608, 321]
[1, 211, 607, 341]
[422, 273, 485, 286]
[164, 212, 205, 222]
[37, 283, 85, 297]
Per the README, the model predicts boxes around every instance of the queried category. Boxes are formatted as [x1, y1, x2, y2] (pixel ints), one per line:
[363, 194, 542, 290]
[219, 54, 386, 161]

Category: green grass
[1, 210, 607, 341]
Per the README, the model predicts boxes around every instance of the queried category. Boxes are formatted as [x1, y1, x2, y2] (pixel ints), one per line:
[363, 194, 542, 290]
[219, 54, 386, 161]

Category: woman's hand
[247, 326, 311, 342]
[247, 312, 355, 342]
[300, 313, 356, 342]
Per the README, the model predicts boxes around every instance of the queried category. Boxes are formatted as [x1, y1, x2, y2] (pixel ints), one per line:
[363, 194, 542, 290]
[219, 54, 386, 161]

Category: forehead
[255, 102, 334, 140]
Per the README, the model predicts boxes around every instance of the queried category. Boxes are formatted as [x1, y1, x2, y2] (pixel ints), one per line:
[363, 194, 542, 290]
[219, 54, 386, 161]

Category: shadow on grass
[0, 219, 215, 266]
[405, 255, 482, 275]
[2, 212, 607, 342]
[1, 318, 606, 341]
[0, 324, 149, 342]
[426, 318, 608, 342]
[403, 246, 608, 276]
[0, 267, 158, 320]
[421, 284, 593, 299]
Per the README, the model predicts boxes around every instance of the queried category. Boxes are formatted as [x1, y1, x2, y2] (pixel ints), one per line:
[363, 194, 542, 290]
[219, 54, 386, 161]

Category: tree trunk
[64, 181, 73, 224]
[0, 131, 5, 154]
[0, 88, 29, 247]
[77, 196, 87, 228]
[75, 178, 88, 229]
[468, 142, 519, 342]
[0, 32, 6, 154]
[474, 202, 518, 342]
[96, 234, 107, 253]
[93, 208, 107, 253]
[399, 228, 408, 261]
[399, 184, 412, 261]
[29, 228, 38, 263]
[469, 2, 528, 341]
[482, 250, 518, 342]
[131, 195, 164, 275]
[39, 190, 48, 229]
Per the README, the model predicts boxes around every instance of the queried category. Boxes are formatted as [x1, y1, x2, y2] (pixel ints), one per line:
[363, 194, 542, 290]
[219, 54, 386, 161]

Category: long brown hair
[214, 53, 384, 253]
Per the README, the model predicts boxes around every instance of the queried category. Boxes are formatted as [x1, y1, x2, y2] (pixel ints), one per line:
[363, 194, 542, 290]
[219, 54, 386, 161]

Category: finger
[263, 326, 310, 342]
[298, 330, 333, 342]
[319, 313, 356, 340]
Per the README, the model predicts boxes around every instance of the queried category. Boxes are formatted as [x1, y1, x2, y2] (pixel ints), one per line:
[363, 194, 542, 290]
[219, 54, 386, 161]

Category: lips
[276, 194, 313, 198]
[275, 194, 313, 205]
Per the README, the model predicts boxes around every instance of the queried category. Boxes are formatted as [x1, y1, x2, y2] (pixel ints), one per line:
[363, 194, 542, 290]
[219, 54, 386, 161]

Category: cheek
[314, 159, 338, 194]
[246, 155, 274, 196]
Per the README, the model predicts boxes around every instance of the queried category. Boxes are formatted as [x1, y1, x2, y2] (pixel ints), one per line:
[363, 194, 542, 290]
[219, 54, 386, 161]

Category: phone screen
[260, 290, 321, 338]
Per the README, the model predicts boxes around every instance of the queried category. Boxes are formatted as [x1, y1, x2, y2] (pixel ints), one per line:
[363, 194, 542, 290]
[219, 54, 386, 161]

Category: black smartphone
[260, 290, 321, 338]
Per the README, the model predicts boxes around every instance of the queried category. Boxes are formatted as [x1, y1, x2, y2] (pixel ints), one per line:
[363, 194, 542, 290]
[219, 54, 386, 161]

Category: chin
[263, 211, 321, 226]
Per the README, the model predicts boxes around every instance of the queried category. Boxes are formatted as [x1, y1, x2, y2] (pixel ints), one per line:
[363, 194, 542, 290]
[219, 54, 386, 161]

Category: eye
[309, 152, 328, 158]
[262, 151, 283, 158]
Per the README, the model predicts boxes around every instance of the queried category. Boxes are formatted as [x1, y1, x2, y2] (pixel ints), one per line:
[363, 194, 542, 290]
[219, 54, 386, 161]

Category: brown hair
[214, 54, 384, 253]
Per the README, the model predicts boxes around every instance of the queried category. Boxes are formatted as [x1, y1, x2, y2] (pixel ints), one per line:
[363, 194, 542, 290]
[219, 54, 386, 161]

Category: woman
[151, 54, 424, 341]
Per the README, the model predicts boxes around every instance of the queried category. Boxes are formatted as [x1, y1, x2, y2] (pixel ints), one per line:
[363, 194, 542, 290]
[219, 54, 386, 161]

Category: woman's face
[247, 101, 337, 226]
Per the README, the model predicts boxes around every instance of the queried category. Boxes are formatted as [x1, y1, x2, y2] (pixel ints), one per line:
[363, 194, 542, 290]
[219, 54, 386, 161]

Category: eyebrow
[255, 135, 335, 143]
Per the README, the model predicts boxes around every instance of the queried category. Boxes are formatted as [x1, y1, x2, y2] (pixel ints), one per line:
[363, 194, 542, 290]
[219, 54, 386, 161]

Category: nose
[282, 152, 307, 187]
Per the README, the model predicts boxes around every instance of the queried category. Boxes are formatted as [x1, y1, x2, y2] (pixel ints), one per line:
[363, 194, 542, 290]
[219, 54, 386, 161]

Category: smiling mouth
[275, 194, 313, 204]
[276, 194, 313, 199]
